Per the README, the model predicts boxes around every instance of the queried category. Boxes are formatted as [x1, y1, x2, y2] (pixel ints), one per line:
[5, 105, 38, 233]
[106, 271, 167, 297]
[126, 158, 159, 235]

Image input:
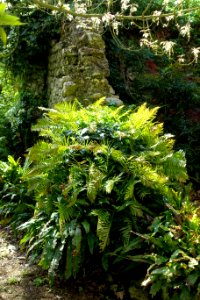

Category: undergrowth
[1, 99, 200, 299]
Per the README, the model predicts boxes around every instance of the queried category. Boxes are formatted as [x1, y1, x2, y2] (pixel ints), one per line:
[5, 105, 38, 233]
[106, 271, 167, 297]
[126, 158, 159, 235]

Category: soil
[0, 225, 110, 300]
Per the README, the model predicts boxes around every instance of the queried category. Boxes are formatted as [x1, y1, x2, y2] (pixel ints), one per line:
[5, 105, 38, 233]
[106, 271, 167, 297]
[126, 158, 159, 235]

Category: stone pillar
[47, 19, 122, 107]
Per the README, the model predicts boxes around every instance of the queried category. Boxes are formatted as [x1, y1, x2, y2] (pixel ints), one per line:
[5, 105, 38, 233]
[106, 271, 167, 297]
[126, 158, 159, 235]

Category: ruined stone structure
[18, 18, 122, 108]
[47, 19, 122, 107]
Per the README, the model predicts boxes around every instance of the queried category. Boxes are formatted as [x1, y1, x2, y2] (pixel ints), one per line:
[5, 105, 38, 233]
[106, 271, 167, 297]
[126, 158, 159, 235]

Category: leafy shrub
[0, 155, 34, 228]
[19, 99, 189, 286]
[5, 90, 47, 157]
[138, 197, 200, 300]
[0, 68, 19, 159]
[110, 181, 200, 299]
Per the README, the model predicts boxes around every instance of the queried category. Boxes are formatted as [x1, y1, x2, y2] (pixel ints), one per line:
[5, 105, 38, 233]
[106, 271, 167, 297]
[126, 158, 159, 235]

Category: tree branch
[32, 0, 200, 22]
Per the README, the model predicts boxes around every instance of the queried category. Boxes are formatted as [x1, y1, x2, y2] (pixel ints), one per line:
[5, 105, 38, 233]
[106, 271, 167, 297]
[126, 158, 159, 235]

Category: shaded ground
[0, 225, 106, 300]
[0, 225, 150, 300]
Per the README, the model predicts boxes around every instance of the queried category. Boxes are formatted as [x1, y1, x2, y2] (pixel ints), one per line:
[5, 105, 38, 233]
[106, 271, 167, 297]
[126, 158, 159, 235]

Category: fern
[124, 103, 159, 130]
[14, 99, 190, 287]
[120, 218, 133, 246]
[124, 176, 138, 200]
[87, 164, 105, 203]
[162, 150, 188, 183]
[91, 209, 113, 251]
[104, 173, 122, 194]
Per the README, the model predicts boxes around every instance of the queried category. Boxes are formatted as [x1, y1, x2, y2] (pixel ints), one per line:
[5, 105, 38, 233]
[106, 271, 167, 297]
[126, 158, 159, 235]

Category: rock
[62, 82, 78, 97]
[105, 97, 124, 106]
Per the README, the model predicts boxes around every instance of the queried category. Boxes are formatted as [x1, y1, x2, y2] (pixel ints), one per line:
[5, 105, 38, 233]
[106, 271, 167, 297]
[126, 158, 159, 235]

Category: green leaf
[48, 242, 66, 284]
[151, 266, 173, 278]
[72, 226, 82, 254]
[124, 177, 137, 200]
[104, 174, 122, 194]
[0, 4, 24, 29]
[187, 271, 199, 285]
[39, 229, 59, 270]
[180, 286, 191, 300]
[87, 164, 104, 203]
[82, 220, 90, 234]
[150, 280, 163, 297]
[0, 3, 6, 15]
[91, 209, 113, 251]
[87, 232, 96, 255]
[0, 27, 6, 44]
[0, 14, 23, 26]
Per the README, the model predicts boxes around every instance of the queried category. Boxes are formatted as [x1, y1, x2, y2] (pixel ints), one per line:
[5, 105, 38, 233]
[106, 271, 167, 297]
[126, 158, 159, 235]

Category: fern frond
[87, 164, 105, 203]
[91, 97, 106, 107]
[129, 158, 168, 190]
[104, 173, 123, 194]
[91, 209, 113, 251]
[128, 103, 159, 130]
[57, 197, 76, 229]
[121, 218, 133, 246]
[130, 199, 144, 217]
[110, 148, 126, 166]
[124, 176, 139, 200]
[162, 150, 188, 183]
[150, 134, 175, 153]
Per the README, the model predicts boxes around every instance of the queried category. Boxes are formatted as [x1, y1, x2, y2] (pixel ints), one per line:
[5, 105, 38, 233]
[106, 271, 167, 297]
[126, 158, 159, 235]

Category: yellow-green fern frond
[110, 148, 126, 167]
[162, 150, 188, 183]
[124, 176, 139, 200]
[91, 209, 113, 251]
[129, 103, 159, 130]
[104, 173, 123, 194]
[87, 164, 105, 203]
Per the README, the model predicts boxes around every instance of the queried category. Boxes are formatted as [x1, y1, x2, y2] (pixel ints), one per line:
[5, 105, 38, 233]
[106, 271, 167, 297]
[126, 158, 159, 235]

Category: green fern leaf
[128, 103, 159, 130]
[110, 148, 126, 166]
[57, 197, 76, 229]
[87, 164, 104, 203]
[91, 209, 113, 251]
[39, 229, 58, 270]
[121, 218, 132, 246]
[124, 176, 139, 200]
[162, 150, 188, 183]
[104, 173, 122, 194]
[82, 220, 90, 234]
[87, 232, 96, 254]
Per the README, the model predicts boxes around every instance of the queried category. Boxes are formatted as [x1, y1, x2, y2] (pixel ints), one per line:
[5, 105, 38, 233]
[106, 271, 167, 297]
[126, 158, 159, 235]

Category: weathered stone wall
[47, 19, 121, 107]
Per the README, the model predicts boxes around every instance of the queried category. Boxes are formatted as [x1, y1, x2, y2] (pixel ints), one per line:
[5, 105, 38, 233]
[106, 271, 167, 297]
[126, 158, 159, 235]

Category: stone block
[62, 81, 78, 97]
[105, 97, 124, 107]
[78, 47, 104, 57]
[77, 32, 105, 49]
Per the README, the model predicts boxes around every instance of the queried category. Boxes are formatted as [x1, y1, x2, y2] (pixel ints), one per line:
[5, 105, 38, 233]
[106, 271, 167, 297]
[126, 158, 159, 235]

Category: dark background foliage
[105, 25, 200, 186]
